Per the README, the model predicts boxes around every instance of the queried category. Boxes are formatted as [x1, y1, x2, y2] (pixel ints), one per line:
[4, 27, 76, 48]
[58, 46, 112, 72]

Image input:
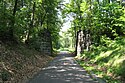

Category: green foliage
[58, 30, 75, 51]
[62, 0, 125, 82]
[77, 37, 125, 82]
[0, 0, 62, 52]
[64, 0, 125, 45]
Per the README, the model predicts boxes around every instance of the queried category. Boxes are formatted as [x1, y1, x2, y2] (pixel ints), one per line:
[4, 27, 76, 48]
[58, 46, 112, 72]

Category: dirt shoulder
[0, 41, 53, 83]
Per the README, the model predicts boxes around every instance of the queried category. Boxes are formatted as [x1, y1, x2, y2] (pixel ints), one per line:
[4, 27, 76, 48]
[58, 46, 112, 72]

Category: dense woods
[0, 0, 62, 52]
[62, 0, 125, 82]
[63, 0, 125, 54]
[0, 0, 61, 82]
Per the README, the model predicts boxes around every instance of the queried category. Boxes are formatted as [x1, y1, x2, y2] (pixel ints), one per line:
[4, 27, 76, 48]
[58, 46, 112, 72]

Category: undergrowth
[0, 42, 53, 83]
[76, 36, 125, 83]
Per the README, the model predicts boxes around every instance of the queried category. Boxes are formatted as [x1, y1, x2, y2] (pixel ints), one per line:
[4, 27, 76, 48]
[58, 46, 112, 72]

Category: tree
[63, 0, 125, 55]
[0, 0, 62, 54]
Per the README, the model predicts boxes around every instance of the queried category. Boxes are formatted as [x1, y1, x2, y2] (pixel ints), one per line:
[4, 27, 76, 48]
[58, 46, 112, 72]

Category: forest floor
[0, 41, 53, 83]
[27, 51, 98, 83]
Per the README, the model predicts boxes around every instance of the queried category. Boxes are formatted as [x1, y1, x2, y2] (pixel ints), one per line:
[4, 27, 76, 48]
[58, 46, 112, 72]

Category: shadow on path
[27, 51, 98, 83]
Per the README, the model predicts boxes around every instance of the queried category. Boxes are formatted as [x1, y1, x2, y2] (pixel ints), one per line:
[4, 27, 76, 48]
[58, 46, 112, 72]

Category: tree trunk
[21, 0, 24, 7]
[26, 2, 36, 44]
[13, 0, 18, 16]
[41, 13, 46, 26]
[75, 31, 79, 56]
[75, 0, 83, 56]
[86, 30, 91, 51]
[9, 0, 18, 41]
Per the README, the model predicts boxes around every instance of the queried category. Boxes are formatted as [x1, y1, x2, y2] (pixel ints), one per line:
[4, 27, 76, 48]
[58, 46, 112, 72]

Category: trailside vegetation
[0, 0, 62, 82]
[63, 0, 125, 82]
[0, 0, 62, 51]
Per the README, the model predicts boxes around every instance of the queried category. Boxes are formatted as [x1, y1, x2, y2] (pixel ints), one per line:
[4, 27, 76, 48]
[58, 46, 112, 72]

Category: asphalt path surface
[27, 51, 98, 83]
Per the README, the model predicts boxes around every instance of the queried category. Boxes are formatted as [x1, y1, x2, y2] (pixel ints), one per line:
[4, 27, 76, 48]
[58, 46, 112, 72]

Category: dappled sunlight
[99, 51, 112, 57]
[1, 0, 125, 83]
[28, 53, 98, 83]
[112, 56, 125, 66]
[79, 37, 125, 82]
[40, 64, 96, 83]
[95, 50, 113, 62]
[59, 51, 69, 54]
[42, 66, 58, 70]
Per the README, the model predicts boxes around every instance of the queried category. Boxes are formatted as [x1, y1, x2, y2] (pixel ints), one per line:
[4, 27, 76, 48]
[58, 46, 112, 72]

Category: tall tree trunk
[86, 0, 92, 51]
[9, 0, 18, 41]
[13, 0, 18, 16]
[83, 30, 86, 50]
[26, 2, 36, 44]
[75, 31, 79, 56]
[75, 0, 83, 56]
[21, 0, 24, 7]
[86, 30, 91, 51]
[41, 13, 46, 26]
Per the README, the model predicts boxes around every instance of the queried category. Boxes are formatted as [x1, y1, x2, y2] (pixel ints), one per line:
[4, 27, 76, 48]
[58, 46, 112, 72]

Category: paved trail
[27, 51, 98, 83]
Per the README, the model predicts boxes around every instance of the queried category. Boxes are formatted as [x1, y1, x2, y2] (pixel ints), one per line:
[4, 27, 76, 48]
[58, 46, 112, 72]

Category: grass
[76, 37, 125, 83]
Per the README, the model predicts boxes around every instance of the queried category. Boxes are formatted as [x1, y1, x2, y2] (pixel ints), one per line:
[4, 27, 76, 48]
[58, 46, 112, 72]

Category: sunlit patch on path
[27, 52, 98, 83]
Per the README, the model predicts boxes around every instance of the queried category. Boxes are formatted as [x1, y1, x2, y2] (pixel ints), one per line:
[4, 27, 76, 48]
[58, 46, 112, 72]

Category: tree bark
[26, 2, 36, 44]
[41, 13, 46, 26]
[75, 0, 83, 56]
[75, 31, 79, 56]
[13, 0, 18, 16]
[9, 0, 18, 41]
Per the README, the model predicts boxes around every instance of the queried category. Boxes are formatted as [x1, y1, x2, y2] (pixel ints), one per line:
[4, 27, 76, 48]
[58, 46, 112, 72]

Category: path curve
[27, 51, 98, 83]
